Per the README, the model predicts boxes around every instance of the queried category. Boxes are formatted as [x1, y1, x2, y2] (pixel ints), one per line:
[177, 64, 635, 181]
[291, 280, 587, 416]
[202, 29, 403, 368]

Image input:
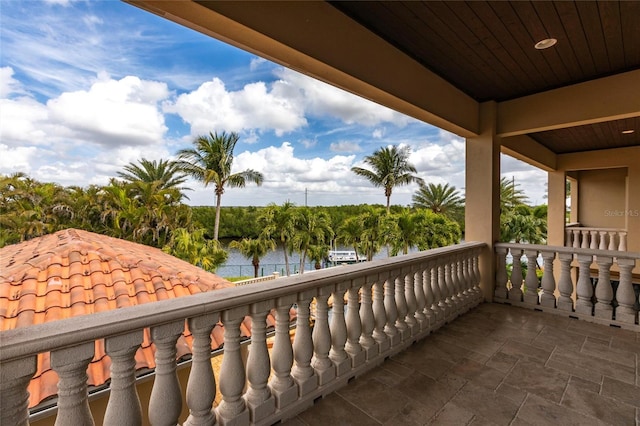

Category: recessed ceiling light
[621, 129, 635, 134]
[534, 38, 557, 50]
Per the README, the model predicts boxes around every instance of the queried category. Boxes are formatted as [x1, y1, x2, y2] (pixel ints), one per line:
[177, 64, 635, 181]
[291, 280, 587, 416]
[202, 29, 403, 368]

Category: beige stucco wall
[577, 168, 628, 229]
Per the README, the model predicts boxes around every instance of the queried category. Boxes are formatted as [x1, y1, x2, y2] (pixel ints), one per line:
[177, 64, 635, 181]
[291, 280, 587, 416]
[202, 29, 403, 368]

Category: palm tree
[290, 208, 334, 274]
[307, 244, 330, 270]
[164, 228, 228, 272]
[337, 216, 364, 261]
[258, 202, 298, 276]
[176, 131, 264, 240]
[351, 145, 423, 213]
[500, 177, 528, 212]
[117, 158, 190, 197]
[412, 182, 464, 224]
[229, 237, 276, 277]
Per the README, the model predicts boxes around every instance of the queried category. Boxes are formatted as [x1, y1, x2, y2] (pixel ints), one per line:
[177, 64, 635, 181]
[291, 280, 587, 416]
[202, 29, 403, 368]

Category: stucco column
[626, 163, 640, 254]
[547, 171, 566, 246]
[465, 101, 500, 302]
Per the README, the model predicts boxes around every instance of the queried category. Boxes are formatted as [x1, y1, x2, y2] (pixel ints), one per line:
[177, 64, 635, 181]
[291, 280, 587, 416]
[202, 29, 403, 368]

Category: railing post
[0, 357, 37, 426]
[472, 249, 483, 303]
[539, 250, 557, 308]
[557, 252, 575, 312]
[359, 274, 378, 360]
[565, 228, 572, 247]
[607, 232, 617, 251]
[457, 255, 470, 312]
[292, 291, 318, 397]
[510, 248, 524, 302]
[104, 331, 144, 426]
[384, 270, 400, 346]
[51, 342, 95, 426]
[217, 307, 250, 425]
[245, 302, 275, 421]
[184, 314, 218, 426]
[618, 231, 627, 251]
[269, 295, 297, 409]
[149, 321, 185, 426]
[594, 256, 614, 320]
[311, 286, 336, 385]
[581, 230, 590, 249]
[345, 279, 365, 367]
[495, 247, 508, 299]
[589, 230, 599, 250]
[572, 229, 580, 248]
[437, 262, 451, 320]
[394, 268, 409, 341]
[404, 265, 418, 337]
[429, 260, 444, 326]
[575, 254, 594, 315]
[372, 272, 390, 354]
[446, 257, 461, 316]
[615, 258, 638, 325]
[329, 282, 350, 376]
[523, 250, 539, 305]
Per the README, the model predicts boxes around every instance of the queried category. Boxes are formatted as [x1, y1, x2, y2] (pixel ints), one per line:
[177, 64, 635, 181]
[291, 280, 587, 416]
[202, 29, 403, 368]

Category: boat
[327, 250, 366, 264]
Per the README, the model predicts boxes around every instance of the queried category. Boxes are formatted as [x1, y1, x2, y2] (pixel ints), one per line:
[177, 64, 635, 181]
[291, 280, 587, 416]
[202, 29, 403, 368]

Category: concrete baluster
[431, 261, 445, 323]
[615, 258, 638, 324]
[565, 228, 572, 247]
[575, 254, 595, 315]
[472, 251, 483, 303]
[581, 230, 590, 249]
[372, 273, 390, 354]
[269, 296, 297, 409]
[345, 282, 365, 367]
[311, 287, 336, 385]
[292, 292, 317, 397]
[594, 256, 614, 320]
[540, 250, 557, 308]
[359, 275, 378, 359]
[404, 266, 418, 336]
[572, 229, 580, 248]
[607, 232, 617, 251]
[495, 247, 508, 299]
[557, 252, 575, 312]
[329, 283, 350, 376]
[422, 262, 435, 330]
[457, 256, 469, 311]
[510, 248, 524, 302]
[149, 321, 184, 426]
[447, 258, 461, 315]
[618, 231, 627, 251]
[0, 357, 37, 426]
[245, 303, 275, 421]
[104, 331, 143, 426]
[523, 250, 539, 305]
[437, 262, 451, 320]
[384, 271, 400, 346]
[184, 314, 218, 426]
[413, 265, 427, 333]
[217, 308, 250, 425]
[51, 342, 95, 426]
[394, 268, 409, 341]
[599, 231, 608, 250]
[589, 230, 599, 250]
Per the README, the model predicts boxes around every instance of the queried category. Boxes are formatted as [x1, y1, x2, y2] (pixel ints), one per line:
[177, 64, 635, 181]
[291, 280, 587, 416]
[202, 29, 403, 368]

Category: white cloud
[330, 141, 362, 153]
[0, 67, 24, 97]
[0, 144, 37, 173]
[164, 77, 307, 137]
[372, 128, 385, 139]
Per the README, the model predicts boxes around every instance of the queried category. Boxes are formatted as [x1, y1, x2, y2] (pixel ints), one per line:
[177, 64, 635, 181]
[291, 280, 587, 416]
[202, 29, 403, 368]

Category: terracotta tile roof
[0, 229, 274, 409]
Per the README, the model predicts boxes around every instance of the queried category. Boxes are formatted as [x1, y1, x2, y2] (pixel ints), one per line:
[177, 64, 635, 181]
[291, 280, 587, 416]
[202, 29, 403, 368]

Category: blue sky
[0, 0, 547, 207]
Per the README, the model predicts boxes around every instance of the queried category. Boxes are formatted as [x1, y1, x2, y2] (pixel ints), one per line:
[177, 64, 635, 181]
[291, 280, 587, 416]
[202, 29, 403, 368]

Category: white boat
[327, 250, 365, 264]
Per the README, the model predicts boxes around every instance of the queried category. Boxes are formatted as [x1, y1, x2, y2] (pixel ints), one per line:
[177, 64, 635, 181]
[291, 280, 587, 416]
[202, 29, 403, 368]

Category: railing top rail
[0, 242, 485, 363]
[565, 226, 627, 232]
[495, 242, 640, 259]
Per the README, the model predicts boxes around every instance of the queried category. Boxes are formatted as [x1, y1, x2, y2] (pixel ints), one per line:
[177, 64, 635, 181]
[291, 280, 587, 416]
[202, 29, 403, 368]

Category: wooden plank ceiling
[331, 1, 640, 154]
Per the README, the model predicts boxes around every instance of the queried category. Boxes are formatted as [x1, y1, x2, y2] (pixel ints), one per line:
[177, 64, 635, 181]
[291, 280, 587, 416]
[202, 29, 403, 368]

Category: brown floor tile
[504, 360, 570, 403]
[383, 400, 441, 426]
[568, 375, 602, 394]
[486, 350, 519, 373]
[395, 372, 466, 419]
[296, 393, 380, 426]
[336, 373, 407, 423]
[531, 324, 587, 352]
[546, 358, 603, 385]
[449, 359, 506, 390]
[561, 381, 637, 425]
[495, 382, 527, 405]
[580, 336, 637, 368]
[550, 346, 637, 385]
[515, 393, 607, 426]
[500, 339, 553, 364]
[601, 376, 640, 408]
[369, 359, 414, 387]
[425, 401, 475, 425]
[449, 382, 520, 426]
[280, 416, 308, 426]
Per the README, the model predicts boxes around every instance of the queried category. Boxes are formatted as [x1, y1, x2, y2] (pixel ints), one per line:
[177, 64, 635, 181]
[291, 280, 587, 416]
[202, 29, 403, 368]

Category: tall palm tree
[258, 202, 298, 276]
[290, 208, 334, 274]
[412, 182, 464, 222]
[500, 177, 528, 212]
[176, 131, 264, 240]
[229, 237, 276, 277]
[351, 145, 423, 213]
[337, 216, 364, 261]
[164, 228, 228, 272]
[117, 158, 190, 198]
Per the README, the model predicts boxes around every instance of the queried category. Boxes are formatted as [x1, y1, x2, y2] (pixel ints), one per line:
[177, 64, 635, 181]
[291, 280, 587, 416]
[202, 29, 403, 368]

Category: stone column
[104, 331, 143, 426]
[269, 295, 297, 409]
[311, 286, 336, 385]
[245, 303, 275, 421]
[292, 291, 317, 397]
[51, 342, 95, 426]
[0, 357, 37, 426]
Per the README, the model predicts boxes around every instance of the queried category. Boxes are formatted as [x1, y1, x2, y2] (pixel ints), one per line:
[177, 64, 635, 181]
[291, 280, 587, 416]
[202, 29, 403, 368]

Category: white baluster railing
[0, 243, 485, 425]
[495, 243, 639, 331]
[565, 226, 628, 251]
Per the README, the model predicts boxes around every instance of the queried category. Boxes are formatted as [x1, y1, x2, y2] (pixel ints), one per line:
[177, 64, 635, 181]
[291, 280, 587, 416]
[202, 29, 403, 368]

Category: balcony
[2, 241, 639, 425]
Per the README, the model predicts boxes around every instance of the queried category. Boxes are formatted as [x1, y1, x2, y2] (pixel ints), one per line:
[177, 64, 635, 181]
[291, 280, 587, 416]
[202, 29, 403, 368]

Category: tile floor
[283, 303, 640, 426]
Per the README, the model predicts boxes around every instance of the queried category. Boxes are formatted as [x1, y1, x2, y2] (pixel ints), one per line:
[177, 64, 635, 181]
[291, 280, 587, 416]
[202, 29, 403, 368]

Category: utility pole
[305, 188, 308, 207]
